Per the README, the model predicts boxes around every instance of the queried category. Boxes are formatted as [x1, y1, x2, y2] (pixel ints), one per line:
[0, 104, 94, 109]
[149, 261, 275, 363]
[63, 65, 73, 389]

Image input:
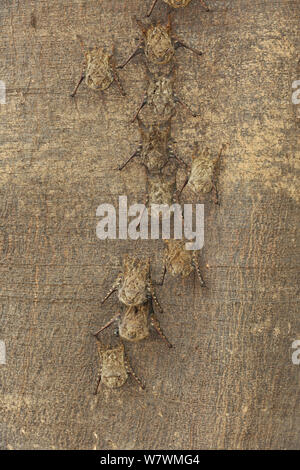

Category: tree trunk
[0, 0, 299, 450]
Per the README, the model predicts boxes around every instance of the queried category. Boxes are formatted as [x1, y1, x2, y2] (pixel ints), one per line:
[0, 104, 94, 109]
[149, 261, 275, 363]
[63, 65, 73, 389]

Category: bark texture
[0, 0, 299, 450]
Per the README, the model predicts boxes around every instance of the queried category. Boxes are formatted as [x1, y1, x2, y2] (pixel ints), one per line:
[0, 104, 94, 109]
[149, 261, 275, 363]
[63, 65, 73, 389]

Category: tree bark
[0, 0, 299, 450]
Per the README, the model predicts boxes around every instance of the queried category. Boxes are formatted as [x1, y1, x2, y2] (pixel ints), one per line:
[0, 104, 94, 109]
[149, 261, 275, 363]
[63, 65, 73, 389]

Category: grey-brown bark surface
[0, 0, 299, 450]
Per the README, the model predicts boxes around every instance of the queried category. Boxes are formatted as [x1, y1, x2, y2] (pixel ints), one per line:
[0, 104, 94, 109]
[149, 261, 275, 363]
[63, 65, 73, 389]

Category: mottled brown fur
[147, 0, 209, 17]
[118, 256, 150, 306]
[132, 70, 199, 123]
[119, 118, 185, 172]
[95, 341, 128, 391]
[163, 239, 205, 286]
[71, 46, 125, 97]
[101, 255, 163, 313]
[118, 16, 202, 73]
[164, 239, 194, 277]
[94, 340, 145, 392]
[93, 301, 172, 347]
[167, 0, 193, 6]
[143, 21, 175, 66]
[140, 119, 172, 171]
[181, 146, 225, 204]
[145, 159, 180, 224]
[134, 73, 175, 123]
[147, 168, 176, 207]
[119, 304, 150, 342]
